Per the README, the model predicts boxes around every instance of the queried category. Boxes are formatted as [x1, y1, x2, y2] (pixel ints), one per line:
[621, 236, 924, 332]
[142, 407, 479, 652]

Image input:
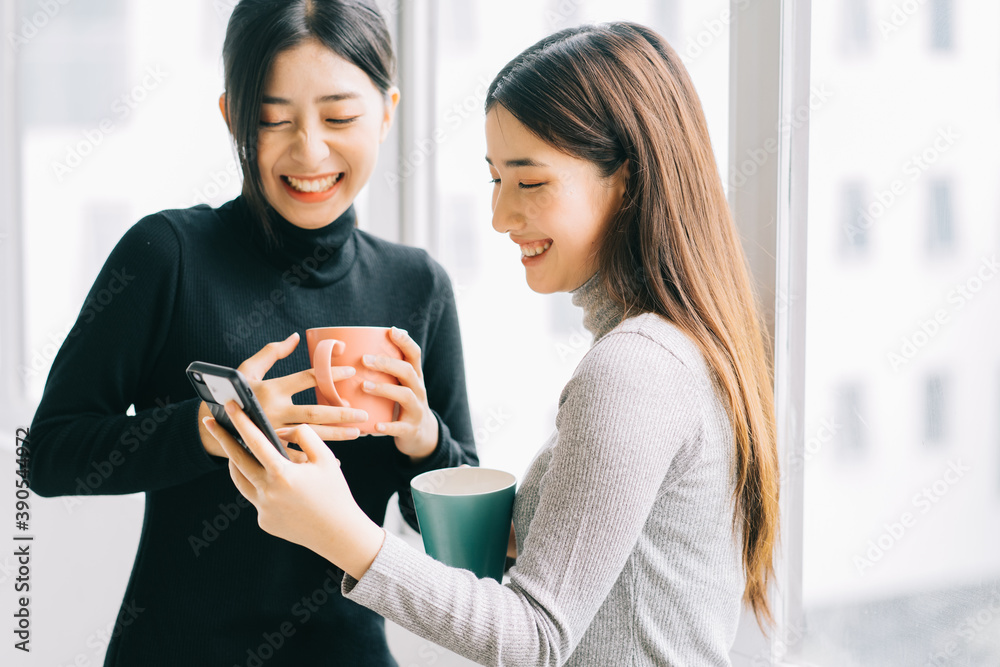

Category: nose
[491, 187, 525, 235]
[290, 121, 330, 167]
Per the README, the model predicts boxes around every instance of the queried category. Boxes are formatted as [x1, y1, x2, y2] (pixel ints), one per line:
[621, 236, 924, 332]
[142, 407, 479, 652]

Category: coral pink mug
[305, 326, 403, 435]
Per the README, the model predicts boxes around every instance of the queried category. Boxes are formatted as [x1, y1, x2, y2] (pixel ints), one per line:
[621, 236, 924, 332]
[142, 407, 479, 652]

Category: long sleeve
[27, 215, 224, 497]
[344, 327, 705, 666]
[393, 258, 478, 531]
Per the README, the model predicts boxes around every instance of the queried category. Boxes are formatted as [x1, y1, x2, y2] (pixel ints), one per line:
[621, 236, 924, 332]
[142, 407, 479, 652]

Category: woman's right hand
[198, 332, 370, 457]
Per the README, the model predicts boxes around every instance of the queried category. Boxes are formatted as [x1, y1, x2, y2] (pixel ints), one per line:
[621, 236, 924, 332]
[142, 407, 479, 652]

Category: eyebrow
[262, 92, 361, 105]
[485, 156, 549, 168]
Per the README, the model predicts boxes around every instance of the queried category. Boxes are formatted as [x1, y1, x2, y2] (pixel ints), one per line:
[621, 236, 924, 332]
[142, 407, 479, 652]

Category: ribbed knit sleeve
[343, 324, 708, 666]
[27, 214, 225, 497]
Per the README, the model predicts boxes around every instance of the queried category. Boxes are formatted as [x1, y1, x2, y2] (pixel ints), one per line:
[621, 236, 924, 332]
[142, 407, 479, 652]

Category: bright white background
[0, 0, 996, 666]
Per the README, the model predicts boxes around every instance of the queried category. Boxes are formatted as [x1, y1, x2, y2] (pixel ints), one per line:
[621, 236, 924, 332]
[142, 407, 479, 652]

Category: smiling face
[485, 105, 626, 294]
[251, 39, 398, 229]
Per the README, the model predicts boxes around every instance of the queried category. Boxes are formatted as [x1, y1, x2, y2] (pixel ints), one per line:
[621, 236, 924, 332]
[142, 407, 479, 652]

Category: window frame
[727, 0, 811, 663]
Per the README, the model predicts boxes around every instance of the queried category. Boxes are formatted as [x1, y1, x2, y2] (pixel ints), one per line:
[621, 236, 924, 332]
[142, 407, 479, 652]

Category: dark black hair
[222, 0, 396, 241]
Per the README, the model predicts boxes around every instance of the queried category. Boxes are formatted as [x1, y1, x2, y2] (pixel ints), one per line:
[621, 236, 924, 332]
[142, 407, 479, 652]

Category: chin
[276, 200, 347, 229]
[525, 275, 562, 295]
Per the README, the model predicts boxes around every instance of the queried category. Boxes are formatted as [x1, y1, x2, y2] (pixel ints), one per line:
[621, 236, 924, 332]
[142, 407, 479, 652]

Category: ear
[611, 159, 630, 204]
[218, 93, 230, 130]
[379, 86, 401, 143]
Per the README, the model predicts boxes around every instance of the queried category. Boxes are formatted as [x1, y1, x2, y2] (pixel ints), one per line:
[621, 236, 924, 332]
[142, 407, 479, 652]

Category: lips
[279, 172, 344, 203]
[512, 237, 553, 259]
[520, 241, 552, 257]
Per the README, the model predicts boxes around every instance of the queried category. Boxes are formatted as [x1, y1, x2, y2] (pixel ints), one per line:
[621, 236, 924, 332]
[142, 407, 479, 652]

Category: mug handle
[314, 338, 350, 408]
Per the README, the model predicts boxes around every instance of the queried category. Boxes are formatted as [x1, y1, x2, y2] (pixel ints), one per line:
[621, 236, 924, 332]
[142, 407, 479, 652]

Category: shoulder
[603, 313, 709, 378]
[572, 313, 710, 399]
[354, 229, 455, 295]
[114, 203, 219, 257]
[559, 313, 715, 439]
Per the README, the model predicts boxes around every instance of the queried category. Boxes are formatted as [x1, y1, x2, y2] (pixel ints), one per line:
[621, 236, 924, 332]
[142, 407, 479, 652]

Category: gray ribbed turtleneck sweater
[344, 273, 744, 666]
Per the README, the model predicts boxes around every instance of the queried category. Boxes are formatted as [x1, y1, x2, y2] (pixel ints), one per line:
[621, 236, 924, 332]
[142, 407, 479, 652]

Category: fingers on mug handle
[315, 338, 349, 408]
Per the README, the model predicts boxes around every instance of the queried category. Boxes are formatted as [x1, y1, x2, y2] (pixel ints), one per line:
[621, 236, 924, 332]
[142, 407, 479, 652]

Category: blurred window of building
[927, 179, 956, 254]
[841, 181, 870, 256]
[930, 0, 954, 51]
[924, 374, 948, 445]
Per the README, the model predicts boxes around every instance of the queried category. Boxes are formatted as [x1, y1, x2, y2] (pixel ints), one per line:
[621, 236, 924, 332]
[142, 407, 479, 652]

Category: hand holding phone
[187, 361, 291, 460]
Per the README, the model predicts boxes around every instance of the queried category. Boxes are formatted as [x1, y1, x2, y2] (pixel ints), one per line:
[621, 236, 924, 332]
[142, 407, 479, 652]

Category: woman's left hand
[203, 402, 385, 580]
[361, 327, 439, 462]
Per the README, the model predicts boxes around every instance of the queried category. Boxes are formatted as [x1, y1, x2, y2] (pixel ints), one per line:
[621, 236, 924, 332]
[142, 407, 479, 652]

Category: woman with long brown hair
[207, 21, 779, 666]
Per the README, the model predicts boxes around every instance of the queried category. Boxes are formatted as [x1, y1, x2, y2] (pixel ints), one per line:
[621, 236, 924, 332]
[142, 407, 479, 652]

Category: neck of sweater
[571, 272, 622, 344]
[229, 196, 358, 288]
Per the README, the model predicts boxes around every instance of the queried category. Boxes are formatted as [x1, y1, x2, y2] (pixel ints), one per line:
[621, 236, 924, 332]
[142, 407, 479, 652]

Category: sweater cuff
[342, 529, 412, 600]
[171, 397, 230, 476]
[393, 409, 459, 474]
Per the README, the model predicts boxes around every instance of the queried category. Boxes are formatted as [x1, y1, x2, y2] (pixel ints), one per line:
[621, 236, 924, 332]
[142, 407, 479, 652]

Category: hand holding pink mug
[306, 327, 403, 435]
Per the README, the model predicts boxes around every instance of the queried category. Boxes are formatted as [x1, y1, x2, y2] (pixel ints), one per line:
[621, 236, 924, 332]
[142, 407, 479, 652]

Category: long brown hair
[487, 22, 780, 627]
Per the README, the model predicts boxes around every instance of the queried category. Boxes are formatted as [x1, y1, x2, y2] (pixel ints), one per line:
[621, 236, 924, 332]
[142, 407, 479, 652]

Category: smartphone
[186, 361, 290, 460]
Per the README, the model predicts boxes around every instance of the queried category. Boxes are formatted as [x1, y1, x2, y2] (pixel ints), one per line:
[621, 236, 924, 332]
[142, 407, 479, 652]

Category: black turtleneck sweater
[27, 196, 478, 666]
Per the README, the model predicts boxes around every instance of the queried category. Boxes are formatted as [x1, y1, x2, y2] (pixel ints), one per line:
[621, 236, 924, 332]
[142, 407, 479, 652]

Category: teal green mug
[410, 467, 517, 582]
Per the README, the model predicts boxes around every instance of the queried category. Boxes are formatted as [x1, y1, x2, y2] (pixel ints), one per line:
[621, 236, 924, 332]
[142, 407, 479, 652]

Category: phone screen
[187, 362, 289, 460]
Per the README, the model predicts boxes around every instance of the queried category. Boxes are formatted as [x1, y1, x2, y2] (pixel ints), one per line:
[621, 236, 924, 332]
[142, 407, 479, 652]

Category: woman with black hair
[27, 1, 477, 665]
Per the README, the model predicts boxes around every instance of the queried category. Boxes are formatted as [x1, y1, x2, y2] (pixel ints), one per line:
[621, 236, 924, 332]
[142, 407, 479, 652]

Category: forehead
[264, 38, 375, 98]
[485, 106, 597, 177]
[485, 106, 558, 159]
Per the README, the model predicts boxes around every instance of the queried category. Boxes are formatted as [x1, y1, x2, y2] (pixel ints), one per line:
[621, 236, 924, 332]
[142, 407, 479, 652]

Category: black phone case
[186, 361, 290, 460]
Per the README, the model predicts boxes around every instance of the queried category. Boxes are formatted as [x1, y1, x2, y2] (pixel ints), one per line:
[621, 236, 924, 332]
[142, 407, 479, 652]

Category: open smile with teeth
[283, 173, 343, 193]
[521, 241, 552, 257]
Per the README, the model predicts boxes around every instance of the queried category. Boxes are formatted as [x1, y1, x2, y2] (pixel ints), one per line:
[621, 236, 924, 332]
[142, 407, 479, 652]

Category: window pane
[801, 1, 1000, 664]
[18, 2, 244, 399]
[931, 0, 954, 51]
[927, 178, 955, 253]
[842, 0, 871, 54]
[841, 181, 870, 254]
